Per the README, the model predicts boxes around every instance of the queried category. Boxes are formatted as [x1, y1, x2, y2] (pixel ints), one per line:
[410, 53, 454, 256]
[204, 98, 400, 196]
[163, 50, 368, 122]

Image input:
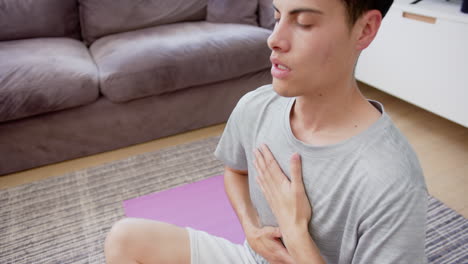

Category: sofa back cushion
[90, 22, 271, 103]
[206, 0, 258, 26]
[0, 0, 81, 41]
[258, 0, 275, 29]
[79, 0, 207, 44]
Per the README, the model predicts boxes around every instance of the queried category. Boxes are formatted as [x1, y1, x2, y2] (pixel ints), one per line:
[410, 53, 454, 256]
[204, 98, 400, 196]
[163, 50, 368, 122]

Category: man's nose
[267, 21, 291, 53]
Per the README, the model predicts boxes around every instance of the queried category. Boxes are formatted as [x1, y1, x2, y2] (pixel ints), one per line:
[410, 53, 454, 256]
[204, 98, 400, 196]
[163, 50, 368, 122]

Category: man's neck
[290, 81, 381, 146]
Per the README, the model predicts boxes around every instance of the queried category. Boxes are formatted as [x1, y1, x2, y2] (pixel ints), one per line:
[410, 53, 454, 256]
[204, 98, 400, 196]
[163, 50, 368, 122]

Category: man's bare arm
[223, 167, 260, 233]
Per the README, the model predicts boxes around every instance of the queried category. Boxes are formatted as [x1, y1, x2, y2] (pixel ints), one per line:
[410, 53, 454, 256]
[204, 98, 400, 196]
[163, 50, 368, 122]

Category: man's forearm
[223, 167, 260, 233]
[282, 225, 326, 264]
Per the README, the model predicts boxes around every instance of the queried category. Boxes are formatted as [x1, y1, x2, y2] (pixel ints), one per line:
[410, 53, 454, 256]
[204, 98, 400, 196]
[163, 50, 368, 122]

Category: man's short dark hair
[341, 0, 394, 25]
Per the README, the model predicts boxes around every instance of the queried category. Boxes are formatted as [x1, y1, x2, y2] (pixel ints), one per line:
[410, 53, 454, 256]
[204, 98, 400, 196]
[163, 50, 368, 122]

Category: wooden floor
[1, 83, 467, 218]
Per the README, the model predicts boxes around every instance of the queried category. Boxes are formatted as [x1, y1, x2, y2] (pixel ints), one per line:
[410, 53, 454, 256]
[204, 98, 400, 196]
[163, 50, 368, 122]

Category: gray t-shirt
[215, 85, 428, 264]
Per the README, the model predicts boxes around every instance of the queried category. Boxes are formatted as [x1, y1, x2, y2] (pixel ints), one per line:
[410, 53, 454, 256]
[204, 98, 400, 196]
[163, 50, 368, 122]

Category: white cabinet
[356, 0, 468, 127]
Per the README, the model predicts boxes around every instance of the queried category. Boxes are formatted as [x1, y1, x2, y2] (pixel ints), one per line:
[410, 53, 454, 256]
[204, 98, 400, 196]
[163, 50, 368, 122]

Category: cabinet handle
[402, 12, 436, 24]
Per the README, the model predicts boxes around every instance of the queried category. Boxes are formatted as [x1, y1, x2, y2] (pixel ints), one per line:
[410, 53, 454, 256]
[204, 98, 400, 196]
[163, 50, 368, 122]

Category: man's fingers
[258, 227, 295, 264]
[259, 144, 283, 174]
[278, 249, 296, 264]
[254, 150, 268, 187]
[254, 145, 283, 187]
[270, 227, 282, 238]
[290, 152, 303, 187]
[274, 227, 282, 238]
[253, 148, 264, 169]
[261, 226, 280, 238]
[270, 244, 295, 264]
[255, 170, 268, 197]
[267, 240, 290, 258]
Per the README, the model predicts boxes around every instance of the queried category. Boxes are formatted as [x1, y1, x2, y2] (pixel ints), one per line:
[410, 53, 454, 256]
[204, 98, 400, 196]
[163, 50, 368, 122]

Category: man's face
[268, 0, 359, 97]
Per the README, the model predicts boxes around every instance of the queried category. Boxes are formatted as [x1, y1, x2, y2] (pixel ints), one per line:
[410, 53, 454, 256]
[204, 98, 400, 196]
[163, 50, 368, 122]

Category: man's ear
[354, 10, 382, 51]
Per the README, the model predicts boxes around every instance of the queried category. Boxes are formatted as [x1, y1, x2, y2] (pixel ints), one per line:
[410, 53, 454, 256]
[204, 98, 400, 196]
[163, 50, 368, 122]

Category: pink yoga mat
[123, 175, 245, 244]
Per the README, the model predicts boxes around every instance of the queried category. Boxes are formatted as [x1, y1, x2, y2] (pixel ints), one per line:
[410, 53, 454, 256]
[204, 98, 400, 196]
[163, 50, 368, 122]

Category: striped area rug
[0, 136, 466, 263]
[426, 196, 468, 263]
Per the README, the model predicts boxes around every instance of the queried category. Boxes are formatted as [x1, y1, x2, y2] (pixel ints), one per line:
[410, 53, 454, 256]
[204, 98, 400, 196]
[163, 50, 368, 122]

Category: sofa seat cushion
[0, 38, 99, 122]
[90, 22, 272, 103]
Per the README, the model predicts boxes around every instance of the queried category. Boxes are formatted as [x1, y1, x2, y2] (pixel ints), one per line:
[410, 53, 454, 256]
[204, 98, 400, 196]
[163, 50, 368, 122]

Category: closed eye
[297, 23, 312, 29]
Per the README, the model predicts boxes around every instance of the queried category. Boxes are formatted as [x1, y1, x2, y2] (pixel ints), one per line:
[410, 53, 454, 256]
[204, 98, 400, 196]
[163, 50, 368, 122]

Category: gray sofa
[0, 0, 275, 175]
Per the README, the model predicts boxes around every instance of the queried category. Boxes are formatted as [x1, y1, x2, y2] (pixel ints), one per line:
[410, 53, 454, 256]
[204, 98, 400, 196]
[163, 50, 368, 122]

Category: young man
[104, 0, 428, 263]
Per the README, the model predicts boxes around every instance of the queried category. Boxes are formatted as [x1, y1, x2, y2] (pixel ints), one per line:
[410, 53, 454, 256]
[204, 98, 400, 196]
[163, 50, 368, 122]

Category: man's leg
[105, 218, 190, 264]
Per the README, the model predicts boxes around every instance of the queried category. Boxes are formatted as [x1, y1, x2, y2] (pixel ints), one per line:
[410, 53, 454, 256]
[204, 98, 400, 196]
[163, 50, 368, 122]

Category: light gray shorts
[186, 227, 260, 264]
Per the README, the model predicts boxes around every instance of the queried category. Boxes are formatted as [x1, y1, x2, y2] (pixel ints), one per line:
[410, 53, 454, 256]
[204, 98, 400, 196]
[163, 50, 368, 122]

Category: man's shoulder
[357, 122, 426, 191]
[351, 125, 427, 218]
[237, 84, 277, 108]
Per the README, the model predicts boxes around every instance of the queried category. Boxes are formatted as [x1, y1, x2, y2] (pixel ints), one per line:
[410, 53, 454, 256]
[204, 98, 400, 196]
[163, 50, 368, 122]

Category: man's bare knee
[104, 218, 190, 264]
[105, 218, 140, 263]
[106, 218, 136, 245]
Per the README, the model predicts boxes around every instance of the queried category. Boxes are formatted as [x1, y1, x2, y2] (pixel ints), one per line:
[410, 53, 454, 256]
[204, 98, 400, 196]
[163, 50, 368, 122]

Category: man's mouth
[270, 58, 291, 79]
[270, 57, 290, 70]
[275, 64, 290, 71]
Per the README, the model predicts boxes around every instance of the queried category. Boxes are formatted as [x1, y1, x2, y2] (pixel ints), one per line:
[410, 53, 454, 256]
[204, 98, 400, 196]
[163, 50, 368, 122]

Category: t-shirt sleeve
[352, 187, 428, 264]
[214, 95, 249, 171]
